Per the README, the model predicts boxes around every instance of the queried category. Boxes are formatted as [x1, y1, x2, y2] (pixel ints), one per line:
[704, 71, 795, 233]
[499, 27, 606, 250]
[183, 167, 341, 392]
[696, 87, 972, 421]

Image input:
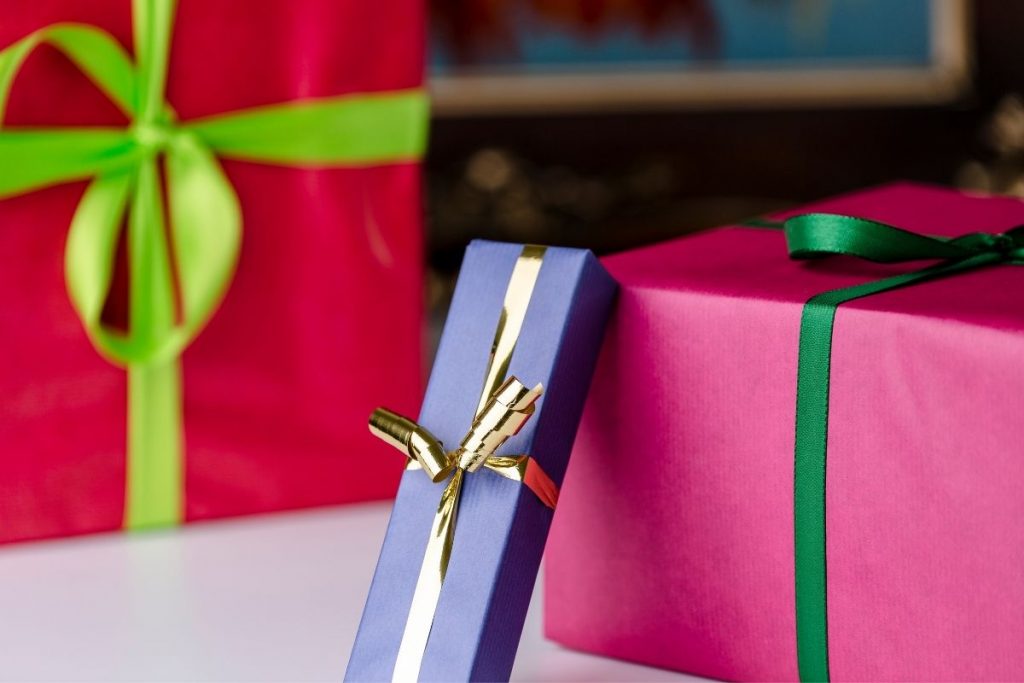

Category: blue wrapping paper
[346, 241, 617, 682]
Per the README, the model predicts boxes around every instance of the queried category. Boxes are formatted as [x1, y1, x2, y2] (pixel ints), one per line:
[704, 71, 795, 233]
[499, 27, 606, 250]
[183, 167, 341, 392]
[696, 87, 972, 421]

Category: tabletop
[0, 502, 700, 682]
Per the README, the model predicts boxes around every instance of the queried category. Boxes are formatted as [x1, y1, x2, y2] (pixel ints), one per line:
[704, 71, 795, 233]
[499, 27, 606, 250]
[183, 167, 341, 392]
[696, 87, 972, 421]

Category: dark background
[425, 0, 1024, 296]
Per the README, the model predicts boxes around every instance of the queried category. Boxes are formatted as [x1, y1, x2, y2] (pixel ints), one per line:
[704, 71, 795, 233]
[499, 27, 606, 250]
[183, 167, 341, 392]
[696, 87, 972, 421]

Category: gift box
[546, 183, 1024, 681]
[347, 241, 616, 682]
[0, 0, 427, 542]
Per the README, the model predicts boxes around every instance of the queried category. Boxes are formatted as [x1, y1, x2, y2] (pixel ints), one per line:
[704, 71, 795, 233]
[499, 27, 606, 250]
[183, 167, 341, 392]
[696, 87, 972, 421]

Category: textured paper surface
[546, 183, 1024, 681]
[0, 0, 424, 542]
[348, 241, 617, 682]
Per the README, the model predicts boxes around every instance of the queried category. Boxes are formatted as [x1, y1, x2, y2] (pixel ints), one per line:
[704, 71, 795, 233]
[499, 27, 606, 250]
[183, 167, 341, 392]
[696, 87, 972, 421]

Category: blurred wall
[426, 0, 1024, 278]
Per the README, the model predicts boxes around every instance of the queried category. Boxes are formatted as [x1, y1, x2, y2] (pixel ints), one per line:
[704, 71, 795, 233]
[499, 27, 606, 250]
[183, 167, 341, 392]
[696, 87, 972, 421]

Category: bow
[775, 213, 1024, 681]
[371, 375, 558, 506]
[369, 376, 558, 682]
[0, 0, 427, 528]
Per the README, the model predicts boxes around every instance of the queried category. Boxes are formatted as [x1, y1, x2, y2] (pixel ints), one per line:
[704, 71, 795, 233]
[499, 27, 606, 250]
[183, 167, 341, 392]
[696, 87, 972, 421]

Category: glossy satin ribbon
[0, 0, 428, 529]
[758, 214, 1024, 681]
[368, 245, 559, 682]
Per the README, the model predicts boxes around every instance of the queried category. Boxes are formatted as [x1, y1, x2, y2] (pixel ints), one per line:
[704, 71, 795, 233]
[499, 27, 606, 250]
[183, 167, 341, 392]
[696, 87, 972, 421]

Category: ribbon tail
[393, 469, 464, 682]
[0, 131, 140, 199]
[124, 358, 184, 529]
[484, 456, 558, 509]
[185, 91, 429, 166]
[123, 156, 185, 530]
[793, 252, 1000, 682]
[133, 0, 177, 121]
[793, 297, 835, 683]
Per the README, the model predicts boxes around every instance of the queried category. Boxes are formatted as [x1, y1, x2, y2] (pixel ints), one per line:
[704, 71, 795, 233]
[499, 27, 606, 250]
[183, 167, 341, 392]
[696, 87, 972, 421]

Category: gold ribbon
[368, 245, 558, 682]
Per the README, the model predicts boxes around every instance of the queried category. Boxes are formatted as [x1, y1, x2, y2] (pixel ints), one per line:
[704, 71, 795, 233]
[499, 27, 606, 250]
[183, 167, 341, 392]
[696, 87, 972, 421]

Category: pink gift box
[545, 183, 1024, 681]
[0, 0, 424, 542]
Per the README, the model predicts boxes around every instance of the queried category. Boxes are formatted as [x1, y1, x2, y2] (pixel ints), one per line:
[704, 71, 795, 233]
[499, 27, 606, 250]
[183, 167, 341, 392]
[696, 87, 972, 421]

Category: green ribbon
[0, 0, 428, 529]
[772, 213, 1024, 681]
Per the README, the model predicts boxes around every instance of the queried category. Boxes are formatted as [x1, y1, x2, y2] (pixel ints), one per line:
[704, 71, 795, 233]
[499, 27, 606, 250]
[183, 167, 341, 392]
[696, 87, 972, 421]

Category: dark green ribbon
[759, 213, 1024, 682]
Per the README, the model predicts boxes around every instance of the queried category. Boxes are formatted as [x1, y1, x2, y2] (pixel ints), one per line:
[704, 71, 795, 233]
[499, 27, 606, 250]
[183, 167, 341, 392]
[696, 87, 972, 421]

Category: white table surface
[0, 502, 700, 682]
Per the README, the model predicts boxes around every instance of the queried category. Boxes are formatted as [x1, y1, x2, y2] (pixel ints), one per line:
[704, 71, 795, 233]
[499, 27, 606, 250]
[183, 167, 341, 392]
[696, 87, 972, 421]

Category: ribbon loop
[456, 377, 543, 472]
[784, 213, 977, 263]
[369, 409, 451, 483]
[0, 24, 139, 119]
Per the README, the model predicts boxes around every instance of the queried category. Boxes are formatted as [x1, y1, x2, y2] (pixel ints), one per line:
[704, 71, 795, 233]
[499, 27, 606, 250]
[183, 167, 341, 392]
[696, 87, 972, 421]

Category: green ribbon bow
[776, 213, 1024, 681]
[0, 0, 428, 529]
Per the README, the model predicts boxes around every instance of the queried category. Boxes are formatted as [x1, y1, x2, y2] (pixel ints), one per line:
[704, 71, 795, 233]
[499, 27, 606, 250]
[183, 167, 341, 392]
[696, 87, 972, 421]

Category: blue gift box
[346, 241, 617, 682]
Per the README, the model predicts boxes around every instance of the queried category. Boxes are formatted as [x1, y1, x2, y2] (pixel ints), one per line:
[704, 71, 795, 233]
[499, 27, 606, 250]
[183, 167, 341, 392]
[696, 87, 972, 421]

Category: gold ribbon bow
[371, 374, 557, 503]
[367, 245, 559, 682]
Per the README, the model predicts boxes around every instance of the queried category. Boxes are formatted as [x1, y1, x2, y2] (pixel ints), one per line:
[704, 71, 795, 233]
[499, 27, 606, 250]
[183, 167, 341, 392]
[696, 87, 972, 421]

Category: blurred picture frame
[430, 0, 970, 115]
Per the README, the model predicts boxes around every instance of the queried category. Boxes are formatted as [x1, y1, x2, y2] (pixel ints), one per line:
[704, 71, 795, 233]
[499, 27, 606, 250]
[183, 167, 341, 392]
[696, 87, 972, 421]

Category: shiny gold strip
[391, 245, 547, 682]
[484, 456, 558, 510]
[476, 245, 546, 417]
[391, 470, 463, 682]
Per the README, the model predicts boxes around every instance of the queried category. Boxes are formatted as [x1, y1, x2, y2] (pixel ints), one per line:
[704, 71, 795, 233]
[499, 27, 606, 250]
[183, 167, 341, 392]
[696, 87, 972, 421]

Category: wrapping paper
[545, 183, 1024, 681]
[347, 241, 616, 682]
[0, 0, 424, 542]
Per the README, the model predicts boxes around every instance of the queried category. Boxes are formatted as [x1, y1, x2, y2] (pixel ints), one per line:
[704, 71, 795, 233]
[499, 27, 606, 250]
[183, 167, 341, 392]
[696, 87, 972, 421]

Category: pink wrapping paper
[545, 183, 1024, 681]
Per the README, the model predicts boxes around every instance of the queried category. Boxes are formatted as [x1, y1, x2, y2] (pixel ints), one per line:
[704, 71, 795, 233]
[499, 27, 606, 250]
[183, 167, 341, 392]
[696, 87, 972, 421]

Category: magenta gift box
[545, 183, 1024, 681]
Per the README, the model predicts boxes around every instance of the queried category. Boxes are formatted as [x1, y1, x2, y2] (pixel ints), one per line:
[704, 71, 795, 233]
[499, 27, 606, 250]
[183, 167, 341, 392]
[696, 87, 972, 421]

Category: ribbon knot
[131, 120, 175, 154]
[369, 376, 546, 487]
[983, 233, 1013, 255]
[974, 228, 1024, 261]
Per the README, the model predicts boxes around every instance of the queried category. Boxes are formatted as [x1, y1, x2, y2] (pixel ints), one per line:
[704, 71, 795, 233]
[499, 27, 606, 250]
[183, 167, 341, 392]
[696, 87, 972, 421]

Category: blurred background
[424, 0, 1024, 324]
